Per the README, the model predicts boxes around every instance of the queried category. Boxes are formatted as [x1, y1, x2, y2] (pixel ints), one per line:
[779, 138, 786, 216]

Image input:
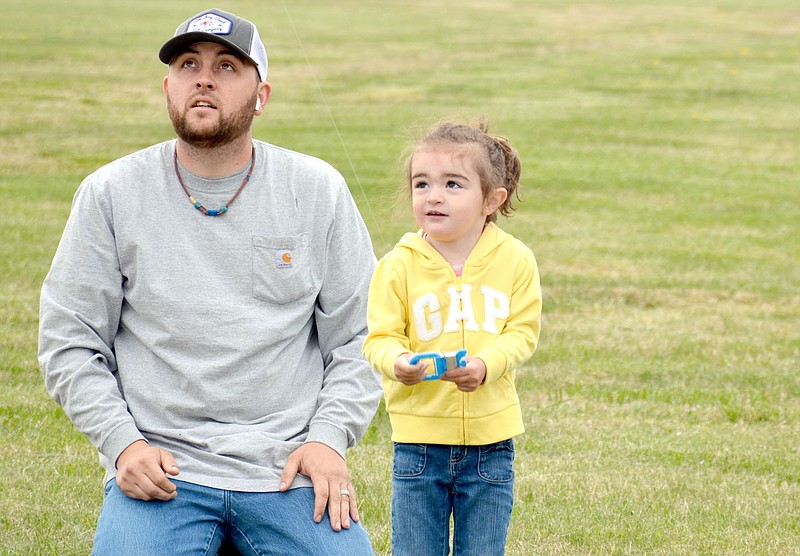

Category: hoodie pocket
[252, 234, 315, 304]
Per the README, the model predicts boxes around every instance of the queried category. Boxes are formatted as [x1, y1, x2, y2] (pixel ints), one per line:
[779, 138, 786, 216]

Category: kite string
[281, 2, 386, 246]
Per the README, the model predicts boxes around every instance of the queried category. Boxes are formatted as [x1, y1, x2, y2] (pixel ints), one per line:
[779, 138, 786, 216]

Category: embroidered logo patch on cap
[276, 250, 293, 269]
[186, 13, 233, 35]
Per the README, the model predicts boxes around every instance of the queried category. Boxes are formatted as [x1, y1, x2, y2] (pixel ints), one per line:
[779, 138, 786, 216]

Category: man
[38, 8, 381, 554]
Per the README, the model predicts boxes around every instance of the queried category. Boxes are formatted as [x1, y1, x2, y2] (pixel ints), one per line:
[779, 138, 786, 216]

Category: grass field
[2, 0, 799, 554]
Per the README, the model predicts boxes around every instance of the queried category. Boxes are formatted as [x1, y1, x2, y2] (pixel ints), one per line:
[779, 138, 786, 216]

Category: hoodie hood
[394, 222, 513, 270]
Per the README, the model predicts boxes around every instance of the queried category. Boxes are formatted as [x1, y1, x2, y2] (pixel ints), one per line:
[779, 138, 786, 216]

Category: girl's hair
[406, 117, 522, 222]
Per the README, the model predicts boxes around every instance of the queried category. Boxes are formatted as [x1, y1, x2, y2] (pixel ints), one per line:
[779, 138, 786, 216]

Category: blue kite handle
[410, 349, 468, 381]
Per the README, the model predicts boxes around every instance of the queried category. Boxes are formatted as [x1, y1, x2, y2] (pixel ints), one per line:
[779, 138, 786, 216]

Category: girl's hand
[441, 356, 486, 392]
[394, 353, 428, 385]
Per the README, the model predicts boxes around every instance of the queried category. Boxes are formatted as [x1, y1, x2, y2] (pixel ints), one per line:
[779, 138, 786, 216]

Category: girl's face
[410, 145, 506, 251]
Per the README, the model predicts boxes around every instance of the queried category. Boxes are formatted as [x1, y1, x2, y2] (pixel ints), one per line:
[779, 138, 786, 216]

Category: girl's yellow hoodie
[363, 223, 542, 445]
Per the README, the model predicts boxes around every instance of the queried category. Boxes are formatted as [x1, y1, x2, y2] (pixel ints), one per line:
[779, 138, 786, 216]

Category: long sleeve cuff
[99, 421, 146, 468]
[306, 421, 349, 459]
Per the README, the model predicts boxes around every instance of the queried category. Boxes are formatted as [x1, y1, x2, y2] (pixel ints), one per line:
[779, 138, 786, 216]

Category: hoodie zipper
[455, 268, 468, 445]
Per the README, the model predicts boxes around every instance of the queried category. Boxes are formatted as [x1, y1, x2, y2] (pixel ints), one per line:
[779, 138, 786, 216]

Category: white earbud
[255, 98, 261, 112]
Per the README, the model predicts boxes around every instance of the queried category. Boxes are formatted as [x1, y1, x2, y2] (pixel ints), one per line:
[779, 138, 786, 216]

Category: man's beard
[167, 92, 257, 149]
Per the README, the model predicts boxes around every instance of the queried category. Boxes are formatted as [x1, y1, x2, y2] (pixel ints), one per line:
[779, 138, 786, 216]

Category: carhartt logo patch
[187, 13, 233, 35]
[277, 250, 293, 269]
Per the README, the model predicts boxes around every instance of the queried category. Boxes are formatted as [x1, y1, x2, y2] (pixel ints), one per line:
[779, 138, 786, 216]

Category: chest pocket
[252, 234, 316, 304]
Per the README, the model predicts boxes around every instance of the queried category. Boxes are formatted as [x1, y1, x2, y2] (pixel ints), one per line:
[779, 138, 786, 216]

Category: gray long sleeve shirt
[38, 139, 382, 491]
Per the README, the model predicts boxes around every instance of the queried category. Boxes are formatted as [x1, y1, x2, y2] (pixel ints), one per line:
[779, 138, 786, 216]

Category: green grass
[2, 0, 799, 554]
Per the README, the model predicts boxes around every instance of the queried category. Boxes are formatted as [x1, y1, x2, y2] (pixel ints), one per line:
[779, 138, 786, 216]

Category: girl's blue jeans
[93, 479, 373, 555]
[391, 440, 515, 556]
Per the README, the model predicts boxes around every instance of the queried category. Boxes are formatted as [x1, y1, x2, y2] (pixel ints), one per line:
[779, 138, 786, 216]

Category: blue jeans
[93, 480, 374, 555]
[391, 440, 515, 556]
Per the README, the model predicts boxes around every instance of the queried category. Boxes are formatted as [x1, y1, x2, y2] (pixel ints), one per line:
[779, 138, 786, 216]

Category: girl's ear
[483, 187, 508, 216]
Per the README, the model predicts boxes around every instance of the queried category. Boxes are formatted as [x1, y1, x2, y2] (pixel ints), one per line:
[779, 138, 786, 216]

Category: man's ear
[254, 82, 272, 115]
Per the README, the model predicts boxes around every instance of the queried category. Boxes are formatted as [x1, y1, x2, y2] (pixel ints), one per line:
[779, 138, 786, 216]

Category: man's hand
[441, 356, 487, 392]
[279, 442, 358, 532]
[115, 440, 180, 501]
[394, 353, 428, 385]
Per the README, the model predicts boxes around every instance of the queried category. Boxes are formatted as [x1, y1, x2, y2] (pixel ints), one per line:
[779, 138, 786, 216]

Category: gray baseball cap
[159, 8, 268, 82]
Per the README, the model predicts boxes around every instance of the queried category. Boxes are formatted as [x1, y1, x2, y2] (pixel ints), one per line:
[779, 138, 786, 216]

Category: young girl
[363, 119, 542, 555]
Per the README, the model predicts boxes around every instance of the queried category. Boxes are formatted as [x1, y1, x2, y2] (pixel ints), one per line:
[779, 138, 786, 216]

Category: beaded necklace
[173, 147, 255, 217]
